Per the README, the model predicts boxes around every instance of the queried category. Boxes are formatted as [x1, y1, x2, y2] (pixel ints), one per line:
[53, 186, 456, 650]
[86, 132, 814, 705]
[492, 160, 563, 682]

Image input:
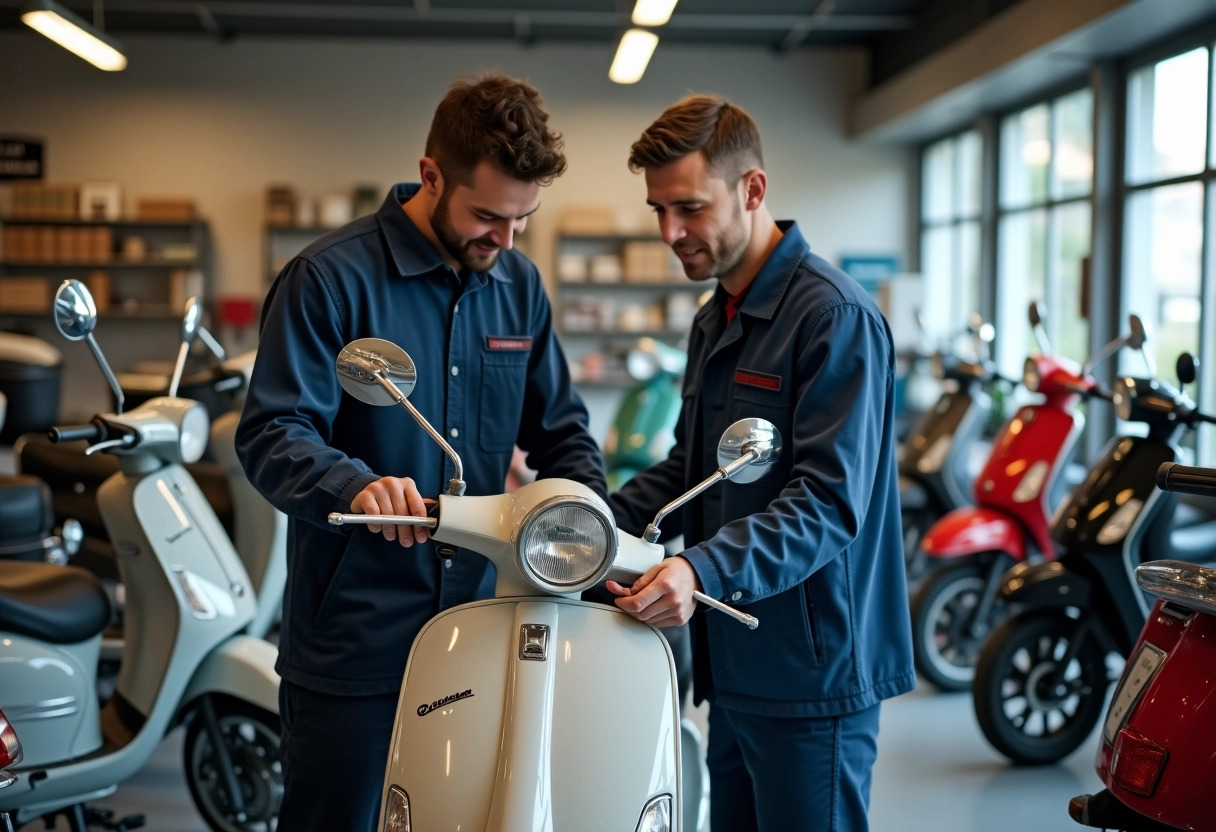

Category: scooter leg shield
[380, 598, 681, 832]
[179, 634, 280, 718]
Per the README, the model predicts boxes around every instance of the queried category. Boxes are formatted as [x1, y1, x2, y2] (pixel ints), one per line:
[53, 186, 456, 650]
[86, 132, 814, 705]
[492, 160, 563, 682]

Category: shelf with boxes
[553, 229, 710, 387]
[0, 184, 211, 320]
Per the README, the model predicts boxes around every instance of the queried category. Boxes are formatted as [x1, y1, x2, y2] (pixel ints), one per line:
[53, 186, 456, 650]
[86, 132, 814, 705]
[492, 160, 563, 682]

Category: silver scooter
[0, 280, 281, 832]
[326, 338, 775, 832]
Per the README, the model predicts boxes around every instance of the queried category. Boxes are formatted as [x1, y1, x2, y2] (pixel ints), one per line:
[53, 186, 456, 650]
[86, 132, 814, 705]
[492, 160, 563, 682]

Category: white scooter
[0, 280, 281, 832]
[326, 338, 776, 832]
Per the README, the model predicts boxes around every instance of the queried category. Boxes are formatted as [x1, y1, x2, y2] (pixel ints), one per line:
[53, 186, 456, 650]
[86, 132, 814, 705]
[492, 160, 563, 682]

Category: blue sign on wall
[840, 255, 901, 295]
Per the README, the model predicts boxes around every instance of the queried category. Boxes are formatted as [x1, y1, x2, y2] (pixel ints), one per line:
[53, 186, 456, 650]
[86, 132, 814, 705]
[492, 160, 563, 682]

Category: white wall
[0, 32, 910, 427]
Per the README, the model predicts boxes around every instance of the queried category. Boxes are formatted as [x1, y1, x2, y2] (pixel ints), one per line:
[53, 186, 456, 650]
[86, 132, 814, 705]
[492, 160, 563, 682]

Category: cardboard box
[559, 206, 615, 235]
[136, 198, 196, 222]
[0, 277, 51, 312]
[623, 241, 675, 281]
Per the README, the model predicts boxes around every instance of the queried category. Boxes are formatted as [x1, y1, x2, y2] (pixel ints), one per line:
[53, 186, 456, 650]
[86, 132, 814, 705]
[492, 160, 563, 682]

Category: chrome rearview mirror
[1028, 301, 1052, 355]
[168, 297, 205, 398]
[644, 418, 783, 543]
[336, 338, 418, 406]
[717, 418, 782, 484]
[1128, 315, 1147, 351]
[52, 280, 124, 413]
[334, 338, 464, 495]
[53, 279, 97, 341]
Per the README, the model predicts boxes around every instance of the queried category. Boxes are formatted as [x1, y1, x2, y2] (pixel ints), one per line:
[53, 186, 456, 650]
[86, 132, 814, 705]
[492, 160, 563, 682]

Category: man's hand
[350, 476, 432, 547]
[605, 557, 703, 627]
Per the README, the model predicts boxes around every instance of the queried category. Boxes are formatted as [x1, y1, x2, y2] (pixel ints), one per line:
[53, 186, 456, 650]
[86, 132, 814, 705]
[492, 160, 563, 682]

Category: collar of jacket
[699, 219, 809, 330]
[376, 182, 510, 285]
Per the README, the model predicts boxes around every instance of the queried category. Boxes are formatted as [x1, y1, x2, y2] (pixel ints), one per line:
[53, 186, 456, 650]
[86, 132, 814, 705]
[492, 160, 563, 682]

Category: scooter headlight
[381, 785, 410, 832]
[635, 795, 672, 832]
[1023, 357, 1041, 393]
[517, 497, 616, 592]
[1113, 377, 1136, 422]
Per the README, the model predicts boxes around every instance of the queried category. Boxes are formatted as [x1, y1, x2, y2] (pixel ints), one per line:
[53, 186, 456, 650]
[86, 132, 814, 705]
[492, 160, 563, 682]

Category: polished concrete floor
[27, 679, 1104, 832]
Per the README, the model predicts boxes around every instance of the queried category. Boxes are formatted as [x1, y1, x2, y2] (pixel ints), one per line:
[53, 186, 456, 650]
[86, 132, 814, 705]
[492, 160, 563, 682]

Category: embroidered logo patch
[486, 336, 532, 351]
[735, 369, 782, 392]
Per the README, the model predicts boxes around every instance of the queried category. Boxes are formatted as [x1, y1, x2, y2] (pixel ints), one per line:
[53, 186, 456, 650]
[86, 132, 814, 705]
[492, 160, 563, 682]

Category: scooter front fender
[998, 561, 1091, 608]
[179, 634, 280, 718]
[922, 507, 1028, 561]
[381, 597, 680, 832]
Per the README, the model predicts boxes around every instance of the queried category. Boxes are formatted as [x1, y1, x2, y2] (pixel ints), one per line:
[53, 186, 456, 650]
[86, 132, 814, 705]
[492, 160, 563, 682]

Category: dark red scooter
[909, 302, 1116, 691]
[0, 707, 21, 832]
[1069, 461, 1216, 832]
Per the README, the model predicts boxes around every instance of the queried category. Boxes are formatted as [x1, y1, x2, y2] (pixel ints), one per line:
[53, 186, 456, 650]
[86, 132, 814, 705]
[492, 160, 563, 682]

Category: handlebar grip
[1157, 463, 1216, 497]
[48, 423, 103, 443]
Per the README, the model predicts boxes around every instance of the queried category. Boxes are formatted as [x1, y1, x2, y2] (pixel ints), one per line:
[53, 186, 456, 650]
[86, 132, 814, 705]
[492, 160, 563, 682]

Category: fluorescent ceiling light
[632, 0, 679, 27]
[609, 29, 659, 85]
[21, 0, 127, 71]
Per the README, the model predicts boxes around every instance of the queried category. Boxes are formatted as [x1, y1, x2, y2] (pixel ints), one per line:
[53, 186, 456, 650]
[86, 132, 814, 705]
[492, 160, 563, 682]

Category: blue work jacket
[237, 184, 606, 695]
[611, 222, 915, 717]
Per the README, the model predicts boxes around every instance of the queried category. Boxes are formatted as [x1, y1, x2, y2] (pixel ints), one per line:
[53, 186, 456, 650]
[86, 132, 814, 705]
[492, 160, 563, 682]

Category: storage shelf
[559, 279, 702, 289]
[0, 217, 204, 228]
[0, 260, 198, 269]
[560, 329, 688, 339]
[558, 233, 664, 244]
[0, 308, 183, 321]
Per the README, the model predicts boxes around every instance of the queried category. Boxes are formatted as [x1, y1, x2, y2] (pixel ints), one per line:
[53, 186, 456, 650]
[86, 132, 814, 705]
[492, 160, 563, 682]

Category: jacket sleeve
[515, 270, 609, 501]
[607, 402, 689, 540]
[235, 257, 379, 530]
[683, 301, 894, 602]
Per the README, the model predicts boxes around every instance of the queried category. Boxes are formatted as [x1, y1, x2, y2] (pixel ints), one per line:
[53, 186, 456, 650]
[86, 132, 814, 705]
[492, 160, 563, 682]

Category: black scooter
[972, 340, 1216, 765]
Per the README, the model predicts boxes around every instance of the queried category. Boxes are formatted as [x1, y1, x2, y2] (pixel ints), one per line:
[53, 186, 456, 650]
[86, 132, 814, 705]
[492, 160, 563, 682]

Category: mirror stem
[644, 448, 759, 543]
[168, 340, 190, 398]
[373, 373, 466, 496]
[88, 334, 124, 414]
[197, 325, 226, 362]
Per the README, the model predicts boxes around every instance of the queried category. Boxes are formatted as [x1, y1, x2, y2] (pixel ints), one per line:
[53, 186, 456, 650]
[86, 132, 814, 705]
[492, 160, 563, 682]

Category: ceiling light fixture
[631, 0, 679, 27]
[21, 0, 127, 71]
[609, 28, 659, 85]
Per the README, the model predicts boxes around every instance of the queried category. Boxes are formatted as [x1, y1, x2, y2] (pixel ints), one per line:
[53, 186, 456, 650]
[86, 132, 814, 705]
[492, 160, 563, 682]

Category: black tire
[973, 611, 1108, 765]
[910, 561, 991, 691]
[183, 697, 283, 832]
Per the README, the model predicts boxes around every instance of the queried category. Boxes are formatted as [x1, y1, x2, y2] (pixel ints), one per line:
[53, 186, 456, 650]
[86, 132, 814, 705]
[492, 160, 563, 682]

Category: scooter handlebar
[1157, 463, 1216, 498]
[48, 422, 104, 443]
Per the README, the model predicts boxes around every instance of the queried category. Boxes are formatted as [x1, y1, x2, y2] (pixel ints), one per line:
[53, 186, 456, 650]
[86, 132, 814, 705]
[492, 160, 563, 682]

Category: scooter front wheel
[910, 562, 990, 691]
[184, 696, 283, 832]
[973, 611, 1107, 765]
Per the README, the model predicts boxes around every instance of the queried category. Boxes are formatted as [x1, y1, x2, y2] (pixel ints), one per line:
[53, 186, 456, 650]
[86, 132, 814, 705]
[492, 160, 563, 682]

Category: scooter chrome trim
[0, 697, 78, 721]
[1137, 560, 1216, 616]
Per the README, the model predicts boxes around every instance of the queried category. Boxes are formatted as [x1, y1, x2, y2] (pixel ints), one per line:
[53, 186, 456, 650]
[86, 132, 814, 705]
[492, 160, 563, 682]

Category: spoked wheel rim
[188, 711, 282, 832]
[922, 574, 987, 685]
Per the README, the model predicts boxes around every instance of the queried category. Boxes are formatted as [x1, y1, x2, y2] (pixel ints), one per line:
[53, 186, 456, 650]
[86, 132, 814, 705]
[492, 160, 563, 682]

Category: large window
[996, 89, 1094, 377]
[919, 131, 982, 344]
[1123, 45, 1213, 457]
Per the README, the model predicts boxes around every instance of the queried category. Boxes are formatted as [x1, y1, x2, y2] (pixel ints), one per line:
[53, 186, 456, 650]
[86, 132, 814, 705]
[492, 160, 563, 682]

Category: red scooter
[1069, 461, 1216, 832]
[0, 708, 21, 832]
[909, 303, 1119, 691]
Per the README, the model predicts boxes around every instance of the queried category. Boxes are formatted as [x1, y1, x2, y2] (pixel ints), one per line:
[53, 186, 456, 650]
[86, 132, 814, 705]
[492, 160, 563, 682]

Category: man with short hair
[606, 94, 914, 831]
[237, 75, 606, 831]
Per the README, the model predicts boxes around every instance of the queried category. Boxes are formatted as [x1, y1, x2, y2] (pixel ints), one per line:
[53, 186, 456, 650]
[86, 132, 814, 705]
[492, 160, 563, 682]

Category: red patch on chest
[735, 369, 782, 392]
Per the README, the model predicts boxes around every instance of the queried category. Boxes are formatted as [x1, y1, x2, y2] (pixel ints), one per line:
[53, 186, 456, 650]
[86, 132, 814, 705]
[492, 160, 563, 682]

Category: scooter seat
[0, 474, 53, 554]
[1164, 520, 1216, 564]
[0, 560, 111, 644]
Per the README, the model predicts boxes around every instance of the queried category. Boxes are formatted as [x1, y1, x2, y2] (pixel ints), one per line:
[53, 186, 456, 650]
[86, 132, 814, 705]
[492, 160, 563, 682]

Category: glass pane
[1053, 88, 1094, 200]
[920, 226, 955, 339]
[1001, 104, 1050, 210]
[1123, 182, 1203, 380]
[922, 139, 955, 223]
[1050, 202, 1092, 366]
[957, 131, 983, 218]
[1126, 47, 1210, 185]
[997, 209, 1049, 376]
[959, 221, 982, 326]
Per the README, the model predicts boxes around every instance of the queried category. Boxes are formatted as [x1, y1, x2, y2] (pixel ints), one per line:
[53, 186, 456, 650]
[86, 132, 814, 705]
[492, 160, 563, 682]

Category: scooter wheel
[183, 696, 282, 832]
[909, 562, 989, 691]
[973, 611, 1107, 765]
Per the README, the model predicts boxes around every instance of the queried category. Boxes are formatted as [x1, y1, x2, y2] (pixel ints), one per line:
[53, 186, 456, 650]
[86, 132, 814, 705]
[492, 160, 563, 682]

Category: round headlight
[179, 401, 210, 463]
[517, 498, 615, 591]
[1023, 357, 1041, 392]
[1113, 377, 1135, 421]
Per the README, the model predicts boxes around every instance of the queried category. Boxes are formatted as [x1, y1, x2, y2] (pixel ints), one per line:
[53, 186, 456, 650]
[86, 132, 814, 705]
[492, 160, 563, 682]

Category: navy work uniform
[611, 222, 915, 832]
[237, 184, 606, 832]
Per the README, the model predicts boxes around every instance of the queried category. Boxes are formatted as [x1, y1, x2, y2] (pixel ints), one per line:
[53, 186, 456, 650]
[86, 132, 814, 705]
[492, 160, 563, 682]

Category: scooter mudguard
[380, 597, 680, 832]
[922, 507, 1027, 561]
[998, 561, 1092, 607]
[179, 634, 280, 718]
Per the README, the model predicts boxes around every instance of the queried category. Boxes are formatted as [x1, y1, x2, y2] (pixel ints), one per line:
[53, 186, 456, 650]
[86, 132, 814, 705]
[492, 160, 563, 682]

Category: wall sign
[0, 138, 44, 180]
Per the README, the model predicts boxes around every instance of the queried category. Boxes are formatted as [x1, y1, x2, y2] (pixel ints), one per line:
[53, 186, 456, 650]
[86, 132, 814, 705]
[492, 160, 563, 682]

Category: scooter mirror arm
[167, 340, 192, 399]
[327, 513, 438, 528]
[371, 372, 467, 496]
[643, 448, 760, 544]
[197, 325, 226, 363]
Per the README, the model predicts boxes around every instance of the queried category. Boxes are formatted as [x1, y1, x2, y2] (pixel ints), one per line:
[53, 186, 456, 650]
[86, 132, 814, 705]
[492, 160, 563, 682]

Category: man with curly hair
[238, 74, 606, 830]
